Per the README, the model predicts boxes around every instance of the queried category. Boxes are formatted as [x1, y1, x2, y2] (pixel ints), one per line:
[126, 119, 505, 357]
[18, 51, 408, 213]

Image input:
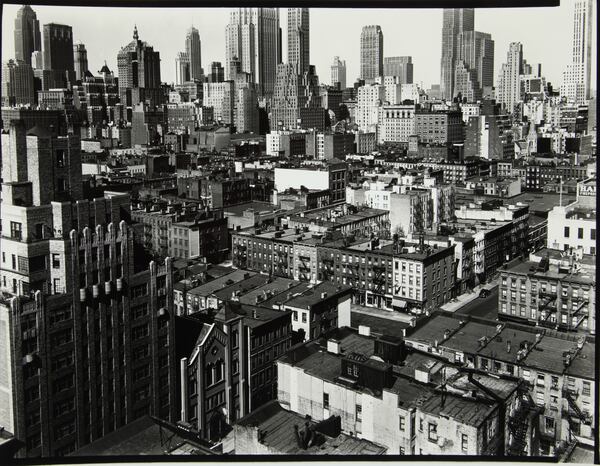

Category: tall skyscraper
[73, 42, 89, 82]
[42, 23, 75, 88]
[496, 42, 524, 113]
[0, 121, 176, 457]
[14, 5, 41, 65]
[454, 31, 494, 102]
[287, 8, 310, 75]
[185, 26, 203, 81]
[331, 56, 347, 89]
[440, 8, 475, 99]
[1, 59, 35, 106]
[360, 25, 384, 82]
[383, 56, 413, 84]
[117, 26, 162, 117]
[207, 61, 225, 83]
[561, 0, 594, 104]
[175, 52, 191, 85]
[225, 8, 281, 97]
[31, 51, 43, 70]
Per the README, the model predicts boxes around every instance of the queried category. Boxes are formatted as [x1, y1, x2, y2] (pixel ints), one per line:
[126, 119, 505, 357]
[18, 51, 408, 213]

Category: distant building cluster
[0, 2, 596, 462]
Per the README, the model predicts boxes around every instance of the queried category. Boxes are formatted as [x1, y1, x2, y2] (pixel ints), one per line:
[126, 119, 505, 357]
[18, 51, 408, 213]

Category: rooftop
[502, 257, 595, 285]
[213, 274, 273, 301]
[565, 342, 594, 380]
[233, 401, 386, 455]
[237, 277, 298, 306]
[282, 282, 352, 310]
[521, 334, 578, 375]
[507, 192, 576, 214]
[478, 326, 537, 364]
[350, 311, 411, 337]
[187, 269, 256, 298]
[405, 314, 463, 346]
[442, 321, 499, 355]
[418, 389, 496, 428]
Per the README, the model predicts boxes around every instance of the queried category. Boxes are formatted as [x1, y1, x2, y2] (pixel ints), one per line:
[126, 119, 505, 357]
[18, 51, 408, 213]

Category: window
[399, 416, 406, 431]
[536, 374, 545, 387]
[323, 393, 329, 409]
[10, 221, 22, 240]
[578, 228, 583, 239]
[545, 417, 555, 431]
[462, 434, 468, 451]
[591, 229, 596, 240]
[355, 404, 362, 421]
[582, 382, 591, 397]
[564, 226, 570, 238]
[399, 446, 405, 455]
[302, 313, 307, 323]
[293, 311, 298, 321]
[428, 423, 438, 442]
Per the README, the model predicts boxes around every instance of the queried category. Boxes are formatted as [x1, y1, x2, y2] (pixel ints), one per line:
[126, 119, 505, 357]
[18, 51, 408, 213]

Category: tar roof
[565, 342, 594, 380]
[521, 335, 577, 375]
[442, 321, 498, 354]
[212, 274, 272, 301]
[418, 390, 496, 427]
[446, 372, 520, 402]
[237, 277, 298, 305]
[507, 193, 577, 214]
[391, 376, 435, 409]
[234, 401, 386, 455]
[478, 326, 537, 364]
[405, 314, 463, 346]
[350, 311, 410, 337]
[259, 282, 313, 309]
[187, 269, 256, 297]
[282, 282, 351, 310]
[503, 258, 595, 285]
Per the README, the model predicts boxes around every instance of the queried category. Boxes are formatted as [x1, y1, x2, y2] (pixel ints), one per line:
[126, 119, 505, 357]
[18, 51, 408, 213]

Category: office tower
[14, 5, 41, 65]
[185, 26, 203, 81]
[42, 23, 75, 88]
[271, 63, 323, 131]
[287, 8, 310, 75]
[561, 0, 594, 104]
[383, 56, 413, 84]
[73, 42, 89, 82]
[331, 56, 347, 89]
[225, 8, 280, 97]
[31, 51, 43, 70]
[176, 52, 191, 85]
[117, 26, 162, 118]
[207, 62, 225, 83]
[454, 31, 494, 102]
[440, 8, 475, 99]
[360, 25, 384, 82]
[496, 42, 524, 113]
[356, 83, 385, 132]
[1, 59, 35, 107]
[203, 81, 234, 124]
[0, 121, 177, 458]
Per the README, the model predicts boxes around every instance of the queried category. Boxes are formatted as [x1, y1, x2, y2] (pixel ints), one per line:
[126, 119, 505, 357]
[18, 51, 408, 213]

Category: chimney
[506, 340, 511, 353]
[320, 291, 328, 299]
[443, 329, 451, 340]
[327, 339, 341, 354]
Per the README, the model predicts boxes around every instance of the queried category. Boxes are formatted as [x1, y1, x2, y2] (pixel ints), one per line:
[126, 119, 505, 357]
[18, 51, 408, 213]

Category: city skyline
[1, 3, 597, 92]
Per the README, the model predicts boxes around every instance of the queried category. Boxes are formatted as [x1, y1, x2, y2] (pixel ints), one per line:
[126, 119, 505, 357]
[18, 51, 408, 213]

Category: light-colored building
[331, 56, 346, 89]
[203, 81, 235, 125]
[496, 42, 523, 113]
[356, 84, 385, 133]
[377, 104, 415, 144]
[287, 8, 310, 75]
[1, 59, 34, 107]
[383, 56, 413, 84]
[360, 25, 383, 82]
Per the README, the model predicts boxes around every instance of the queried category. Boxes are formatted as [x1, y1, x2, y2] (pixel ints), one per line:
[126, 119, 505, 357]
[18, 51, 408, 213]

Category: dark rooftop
[405, 314, 463, 346]
[350, 311, 411, 337]
[186, 269, 256, 298]
[565, 342, 594, 380]
[418, 390, 496, 428]
[442, 321, 498, 355]
[478, 326, 537, 364]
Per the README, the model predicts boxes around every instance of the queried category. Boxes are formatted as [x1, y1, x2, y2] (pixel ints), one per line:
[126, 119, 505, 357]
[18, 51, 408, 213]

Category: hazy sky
[1, 2, 597, 90]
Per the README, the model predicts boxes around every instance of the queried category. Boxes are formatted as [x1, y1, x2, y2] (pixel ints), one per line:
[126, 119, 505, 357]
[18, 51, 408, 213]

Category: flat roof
[213, 274, 272, 301]
[350, 311, 411, 337]
[506, 193, 576, 214]
[282, 282, 352, 310]
[418, 389, 496, 428]
[521, 335, 578, 375]
[237, 277, 298, 306]
[502, 258, 595, 285]
[442, 321, 498, 355]
[478, 326, 538, 364]
[224, 201, 282, 216]
[565, 342, 594, 380]
[405, 314, 463, 346]
[235, 401, 386, 455]
[187, 270, 256, 298]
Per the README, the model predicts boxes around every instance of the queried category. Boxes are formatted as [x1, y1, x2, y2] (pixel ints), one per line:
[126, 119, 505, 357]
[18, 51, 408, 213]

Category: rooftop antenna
[559, 176, 563, 207]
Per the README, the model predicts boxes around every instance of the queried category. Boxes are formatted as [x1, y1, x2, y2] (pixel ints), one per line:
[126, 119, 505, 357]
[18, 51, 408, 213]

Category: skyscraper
[185, 26, 203, 81]
[175, 52, 191, 85]
[73, 42, 89, 82]
[440, 8, 475, 99]
[0, 121, 176, 457]
[42, 23, 75, 88]
[225, 8, 281, 97]
[454, 31, 494, 102]
[331, 56, 347, 89]
[496, 42, 524, 113]
[1, 59, 35, 106]
[383, 56, 413, 84]
[287, 8, 310, 75]
[14, 5, 41, 65]
[561, 0, 594, 104]
[360, 25, 384, 82]
[117, 26, 162, 117]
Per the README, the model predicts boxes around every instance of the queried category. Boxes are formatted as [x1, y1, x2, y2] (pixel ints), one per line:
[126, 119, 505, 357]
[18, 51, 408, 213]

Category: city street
[454, 285, 499, 321]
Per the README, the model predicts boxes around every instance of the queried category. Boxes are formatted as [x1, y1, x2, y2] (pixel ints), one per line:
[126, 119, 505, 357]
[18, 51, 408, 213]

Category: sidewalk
[440, 279, 498, 313]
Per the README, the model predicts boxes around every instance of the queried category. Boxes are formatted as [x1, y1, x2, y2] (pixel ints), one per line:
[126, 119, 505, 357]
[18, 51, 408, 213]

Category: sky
[1, 2, 597, 91]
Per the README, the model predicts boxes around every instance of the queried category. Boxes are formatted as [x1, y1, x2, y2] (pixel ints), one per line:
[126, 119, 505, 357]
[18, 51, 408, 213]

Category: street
[454, 285, 499, 321]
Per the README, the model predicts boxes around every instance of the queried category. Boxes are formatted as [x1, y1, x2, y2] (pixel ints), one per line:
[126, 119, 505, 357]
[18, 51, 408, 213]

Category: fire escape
[507, 383, 540, 456]
[344, 261, 360, 290]
[372, 263, 386, 296]
[563, 386, 592, 434]
[537, 288, 558, 329]
[234, 243, 247, 269]
[274, 249, 289, 278]
[320, 256, 335, 282]
[298, 255, 311, 282]
[568, 294, 589, 330]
